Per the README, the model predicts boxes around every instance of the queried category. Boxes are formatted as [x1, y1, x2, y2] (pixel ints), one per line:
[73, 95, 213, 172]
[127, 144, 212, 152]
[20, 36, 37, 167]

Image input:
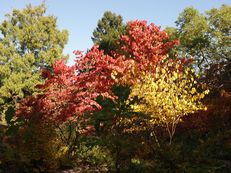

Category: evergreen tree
[92, 11, 125, 54]
[0, 4, 68, 120]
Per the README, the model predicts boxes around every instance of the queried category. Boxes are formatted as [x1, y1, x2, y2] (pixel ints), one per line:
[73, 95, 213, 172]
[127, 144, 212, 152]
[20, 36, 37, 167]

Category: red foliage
[74, 45, 128, 99]
[115, 20, 179, 70]
[17, 20, 181, 123]
[178, 91, 231, 134]
[17, 46, 127, 122]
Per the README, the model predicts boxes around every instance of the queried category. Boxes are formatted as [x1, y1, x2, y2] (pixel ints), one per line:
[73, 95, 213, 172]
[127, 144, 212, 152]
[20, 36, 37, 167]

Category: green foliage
[92, 11, 126, 54]
[0, 3, 68, 172]
[1, 4, 231, 173]
[165, 4, 231, 70]
[206, 5, 231, 61]
[5, 106, 15, 125]
[0, 3, 68, 118]
[77, 145, 114, 172]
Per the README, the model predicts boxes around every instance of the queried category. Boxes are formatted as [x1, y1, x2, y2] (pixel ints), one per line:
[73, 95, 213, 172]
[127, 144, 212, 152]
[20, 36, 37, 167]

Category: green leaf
[6, 124, 19, 136]
[5, 106, 15, 124]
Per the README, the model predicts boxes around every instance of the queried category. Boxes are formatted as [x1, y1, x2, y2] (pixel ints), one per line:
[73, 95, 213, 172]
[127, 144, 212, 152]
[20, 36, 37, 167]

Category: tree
[129, 60, 209, 144]
[17, 45, 129, 122]
[16, 46, 130, 168]
[165, 4, 231, 95]
[165, 7, 210, 70]
[204, 5, 231, 92]
[92, 11, 125, 54]
[165, 5, 231, 70]
[0, 4, 68, 119]
[16, 20, 181, 171]
[113, 20, 179, 86]
[206, 5, 231, 62]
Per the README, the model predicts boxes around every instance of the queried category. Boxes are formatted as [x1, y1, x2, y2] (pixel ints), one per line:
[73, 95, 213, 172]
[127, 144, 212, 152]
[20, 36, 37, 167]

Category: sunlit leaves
[0, 4, 68, 122]
[17, 20, 208, 145]
[112, 20, 180, 85]
[128, 60, 209, 142]
[17, 46, 128, 122]
[118, 20, 179, 70]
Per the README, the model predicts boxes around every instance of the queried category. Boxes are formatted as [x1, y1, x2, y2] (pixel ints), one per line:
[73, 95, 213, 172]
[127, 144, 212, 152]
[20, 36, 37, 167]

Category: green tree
[92, 11, 125, 54]
[165, 5, 231, 70]
[206, 4, 231, 61]
[0, 4, 68, 121]
[165, 5, 231, 95]
[165, 7, 210, 69]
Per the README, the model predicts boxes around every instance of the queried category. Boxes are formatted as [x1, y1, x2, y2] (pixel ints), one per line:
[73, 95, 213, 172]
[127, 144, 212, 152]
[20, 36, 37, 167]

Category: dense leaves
[165, 5, 231, 71]
[1, 4, 230, 173]
[17, 45, 131, 122]
[118, 21, 179, 69]
[92, 11, 125, 54]
[0, 4, 68, 122]
[129, 60, 209, 143]
[17, 20, 182, 123]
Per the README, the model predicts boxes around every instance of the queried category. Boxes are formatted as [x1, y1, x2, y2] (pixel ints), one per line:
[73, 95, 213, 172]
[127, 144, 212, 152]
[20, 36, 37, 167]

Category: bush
[1, 119, 67, 173]
[76, 144, 114, 172]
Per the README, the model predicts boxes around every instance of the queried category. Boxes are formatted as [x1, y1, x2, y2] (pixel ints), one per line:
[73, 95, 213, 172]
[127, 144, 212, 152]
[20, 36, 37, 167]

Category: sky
[0, 0, 230, 64]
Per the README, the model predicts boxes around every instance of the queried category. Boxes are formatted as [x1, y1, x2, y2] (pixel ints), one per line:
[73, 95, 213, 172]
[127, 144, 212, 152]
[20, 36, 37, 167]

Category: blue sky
[0, 0, 230, 64]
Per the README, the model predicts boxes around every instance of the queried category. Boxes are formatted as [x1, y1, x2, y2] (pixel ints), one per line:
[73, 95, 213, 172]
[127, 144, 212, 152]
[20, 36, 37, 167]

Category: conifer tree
[0, 4, 68, 120]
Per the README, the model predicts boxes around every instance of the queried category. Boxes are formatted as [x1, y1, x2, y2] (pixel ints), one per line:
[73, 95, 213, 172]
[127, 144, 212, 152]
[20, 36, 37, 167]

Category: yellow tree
[129, 61, 209, 144]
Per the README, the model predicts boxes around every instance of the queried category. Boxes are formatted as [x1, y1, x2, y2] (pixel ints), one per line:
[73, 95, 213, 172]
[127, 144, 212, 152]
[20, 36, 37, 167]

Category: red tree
[17, 20, 180, 123]
[115, 20, 179, 70]
[17, 46, 128, 122]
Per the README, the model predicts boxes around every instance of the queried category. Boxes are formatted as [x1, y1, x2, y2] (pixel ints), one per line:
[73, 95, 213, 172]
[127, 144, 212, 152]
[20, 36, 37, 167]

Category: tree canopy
[165, 5, 231, 70]
[92, 11, 125, 54]
[1, 4, 230, 173]
[0, 4, 68, 118]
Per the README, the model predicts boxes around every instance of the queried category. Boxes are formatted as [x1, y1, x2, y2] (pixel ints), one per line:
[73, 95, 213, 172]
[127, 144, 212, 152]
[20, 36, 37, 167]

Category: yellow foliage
[128, 62, 209, 143]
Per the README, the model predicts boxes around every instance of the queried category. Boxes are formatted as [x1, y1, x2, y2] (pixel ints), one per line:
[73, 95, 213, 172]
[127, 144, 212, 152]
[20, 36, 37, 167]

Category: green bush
[77, 144, 114, 172]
